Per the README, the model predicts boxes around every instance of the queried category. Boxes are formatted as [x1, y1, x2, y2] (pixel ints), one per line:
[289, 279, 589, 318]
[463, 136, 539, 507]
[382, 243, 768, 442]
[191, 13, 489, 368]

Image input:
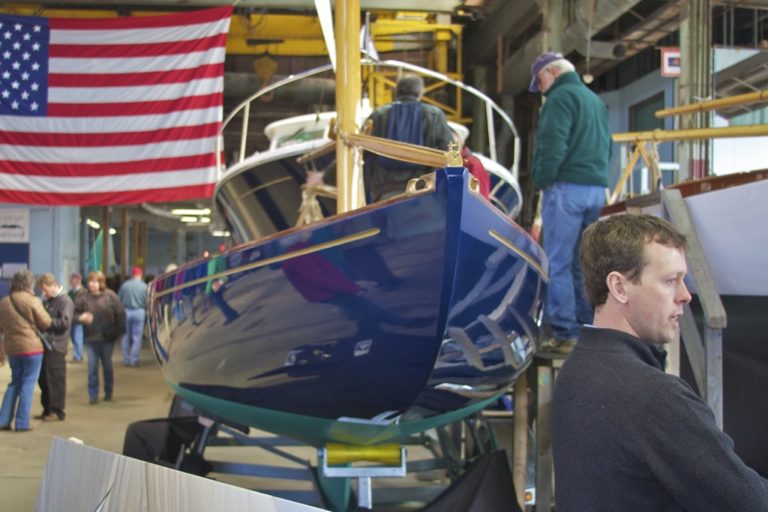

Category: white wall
[29, 206, 81, 284]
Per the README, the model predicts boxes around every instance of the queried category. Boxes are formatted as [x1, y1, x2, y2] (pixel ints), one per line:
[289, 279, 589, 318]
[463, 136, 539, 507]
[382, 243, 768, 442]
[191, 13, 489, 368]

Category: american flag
[0, 6, 232, 205]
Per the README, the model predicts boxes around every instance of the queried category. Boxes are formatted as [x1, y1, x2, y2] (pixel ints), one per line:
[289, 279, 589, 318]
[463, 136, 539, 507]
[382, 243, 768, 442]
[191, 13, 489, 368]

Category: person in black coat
[37, 273, 74, 422]
[363, 74, 453, 202]
[551, 213, 768, 511]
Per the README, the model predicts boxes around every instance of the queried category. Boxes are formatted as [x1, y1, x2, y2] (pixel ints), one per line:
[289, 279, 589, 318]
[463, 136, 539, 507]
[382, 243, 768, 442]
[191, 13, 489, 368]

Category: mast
[334, 0, 362, 214]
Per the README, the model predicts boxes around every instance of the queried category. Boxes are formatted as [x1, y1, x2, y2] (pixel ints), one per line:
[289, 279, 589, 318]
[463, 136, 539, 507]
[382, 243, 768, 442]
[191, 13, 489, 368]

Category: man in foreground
[552, 213, 768, 511]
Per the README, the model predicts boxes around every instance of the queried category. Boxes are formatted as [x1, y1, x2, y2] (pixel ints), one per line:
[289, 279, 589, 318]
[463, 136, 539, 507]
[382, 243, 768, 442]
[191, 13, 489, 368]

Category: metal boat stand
[160, 410, 500, 511]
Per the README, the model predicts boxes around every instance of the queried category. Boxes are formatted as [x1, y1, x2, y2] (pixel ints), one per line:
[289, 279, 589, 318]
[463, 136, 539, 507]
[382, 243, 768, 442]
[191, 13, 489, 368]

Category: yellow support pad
[325, 443, 402, 466]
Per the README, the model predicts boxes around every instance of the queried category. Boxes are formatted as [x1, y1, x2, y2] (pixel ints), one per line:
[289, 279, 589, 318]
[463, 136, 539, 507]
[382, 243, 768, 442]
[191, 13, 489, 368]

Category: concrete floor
[0, 347, 172, 511]
[0, 346, 471, 511]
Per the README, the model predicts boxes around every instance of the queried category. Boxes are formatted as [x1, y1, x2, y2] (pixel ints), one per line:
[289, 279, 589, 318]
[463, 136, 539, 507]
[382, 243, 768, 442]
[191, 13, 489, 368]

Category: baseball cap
[529, 52, 563, 92]
[132, 266, 143, 277]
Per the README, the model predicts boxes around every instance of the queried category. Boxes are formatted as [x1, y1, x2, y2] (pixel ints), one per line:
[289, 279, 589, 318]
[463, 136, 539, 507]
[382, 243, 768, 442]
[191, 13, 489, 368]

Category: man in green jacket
[529, 52, 612, 353]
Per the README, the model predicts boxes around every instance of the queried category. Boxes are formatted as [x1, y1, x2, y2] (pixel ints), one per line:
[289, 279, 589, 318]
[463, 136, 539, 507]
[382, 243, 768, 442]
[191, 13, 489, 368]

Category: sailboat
[146, 5, 547, 450]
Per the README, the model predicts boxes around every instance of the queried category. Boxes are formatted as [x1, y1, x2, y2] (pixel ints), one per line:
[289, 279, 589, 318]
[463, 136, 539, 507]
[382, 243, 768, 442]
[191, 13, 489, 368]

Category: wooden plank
[535, 365, 553, 512]
[661, 188, 726, 427]
[120, 209, 129, 275]
[705, 327, 724, 429]
[661, 189, 726, 328]
[679, 304, 706, 396]
[513, 372, 529, 509]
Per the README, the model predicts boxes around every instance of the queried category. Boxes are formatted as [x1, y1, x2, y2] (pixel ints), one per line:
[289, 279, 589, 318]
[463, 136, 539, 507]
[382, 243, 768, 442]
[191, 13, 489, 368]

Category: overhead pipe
[224, 73, 336, 102]
[583, 40, 628, 60]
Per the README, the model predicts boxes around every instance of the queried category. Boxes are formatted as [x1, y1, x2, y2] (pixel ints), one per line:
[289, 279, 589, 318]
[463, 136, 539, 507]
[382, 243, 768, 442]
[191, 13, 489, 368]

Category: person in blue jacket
[529, 52, 612, 353]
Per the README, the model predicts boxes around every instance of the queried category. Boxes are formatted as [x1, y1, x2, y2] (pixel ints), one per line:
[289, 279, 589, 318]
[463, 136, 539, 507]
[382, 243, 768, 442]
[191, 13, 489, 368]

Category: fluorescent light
[212, 230, 231, 237]
[86, 219, 116, 234]
[180, 216, 198, 223]
[199, 217, 211, 224]
[171, 208, 211, 215]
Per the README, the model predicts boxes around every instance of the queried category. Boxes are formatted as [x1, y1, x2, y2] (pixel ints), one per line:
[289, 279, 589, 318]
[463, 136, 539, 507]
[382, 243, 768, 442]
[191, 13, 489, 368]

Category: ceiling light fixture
[180, 216, 198, 223]
[171, 208, 211, 216]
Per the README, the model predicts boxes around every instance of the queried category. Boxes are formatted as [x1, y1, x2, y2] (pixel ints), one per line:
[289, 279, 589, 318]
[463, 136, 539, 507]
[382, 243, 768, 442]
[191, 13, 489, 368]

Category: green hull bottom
[170, 382, 502, 448]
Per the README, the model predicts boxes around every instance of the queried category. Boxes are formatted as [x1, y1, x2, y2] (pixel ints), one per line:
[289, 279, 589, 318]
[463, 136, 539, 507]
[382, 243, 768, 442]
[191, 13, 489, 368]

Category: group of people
[0, 267, 147, 431]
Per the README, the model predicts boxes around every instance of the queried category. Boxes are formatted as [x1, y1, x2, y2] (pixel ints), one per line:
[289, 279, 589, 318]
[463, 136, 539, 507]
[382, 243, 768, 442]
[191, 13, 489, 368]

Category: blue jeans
[70, 323, 84, 361]
[121, 308, 146, 366]
[0, 353, 44, 430]
[541, 182, 605, 340]
[85, 341, 115, 400]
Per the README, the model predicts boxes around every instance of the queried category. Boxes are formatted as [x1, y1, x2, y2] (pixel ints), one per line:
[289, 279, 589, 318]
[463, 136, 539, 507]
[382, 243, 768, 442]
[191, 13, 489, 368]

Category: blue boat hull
[148, 166, 546, 447]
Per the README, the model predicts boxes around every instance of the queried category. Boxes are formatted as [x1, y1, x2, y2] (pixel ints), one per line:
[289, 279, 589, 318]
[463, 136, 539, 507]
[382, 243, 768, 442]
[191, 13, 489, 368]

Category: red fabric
[461, 147, 491, 198]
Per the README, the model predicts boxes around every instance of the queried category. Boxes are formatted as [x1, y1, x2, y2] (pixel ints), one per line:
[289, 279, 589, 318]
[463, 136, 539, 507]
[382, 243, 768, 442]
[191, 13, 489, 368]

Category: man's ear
[606, 271, 629, 304]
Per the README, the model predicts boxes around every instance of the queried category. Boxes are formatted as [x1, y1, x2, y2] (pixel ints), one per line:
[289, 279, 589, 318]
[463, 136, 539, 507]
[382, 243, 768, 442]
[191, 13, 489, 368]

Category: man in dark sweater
[37, 273, 74, 421]
[552, 213, 768, 511]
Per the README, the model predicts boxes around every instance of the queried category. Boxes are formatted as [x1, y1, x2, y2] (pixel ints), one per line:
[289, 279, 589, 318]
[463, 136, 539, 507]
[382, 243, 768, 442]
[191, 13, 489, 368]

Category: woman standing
[75, 272, 125, 404]
[0, 269, 52, 431]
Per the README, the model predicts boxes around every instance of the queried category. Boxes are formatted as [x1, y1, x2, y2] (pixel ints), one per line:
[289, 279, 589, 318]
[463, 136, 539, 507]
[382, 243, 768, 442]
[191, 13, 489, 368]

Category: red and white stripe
[0, 6, 232, 205]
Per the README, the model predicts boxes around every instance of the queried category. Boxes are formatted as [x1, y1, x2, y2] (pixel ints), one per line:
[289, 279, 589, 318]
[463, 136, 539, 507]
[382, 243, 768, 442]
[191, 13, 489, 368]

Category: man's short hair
[580, 214, 687, 307]
[38, 272, 58, 288]
[395, 74, 424, 99]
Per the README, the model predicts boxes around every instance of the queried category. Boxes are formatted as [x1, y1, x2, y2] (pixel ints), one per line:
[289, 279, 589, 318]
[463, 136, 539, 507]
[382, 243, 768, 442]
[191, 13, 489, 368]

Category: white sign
[1, 262, 28, 278]
[0, 209, 30, 243]
[661, 47, 681, 77]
